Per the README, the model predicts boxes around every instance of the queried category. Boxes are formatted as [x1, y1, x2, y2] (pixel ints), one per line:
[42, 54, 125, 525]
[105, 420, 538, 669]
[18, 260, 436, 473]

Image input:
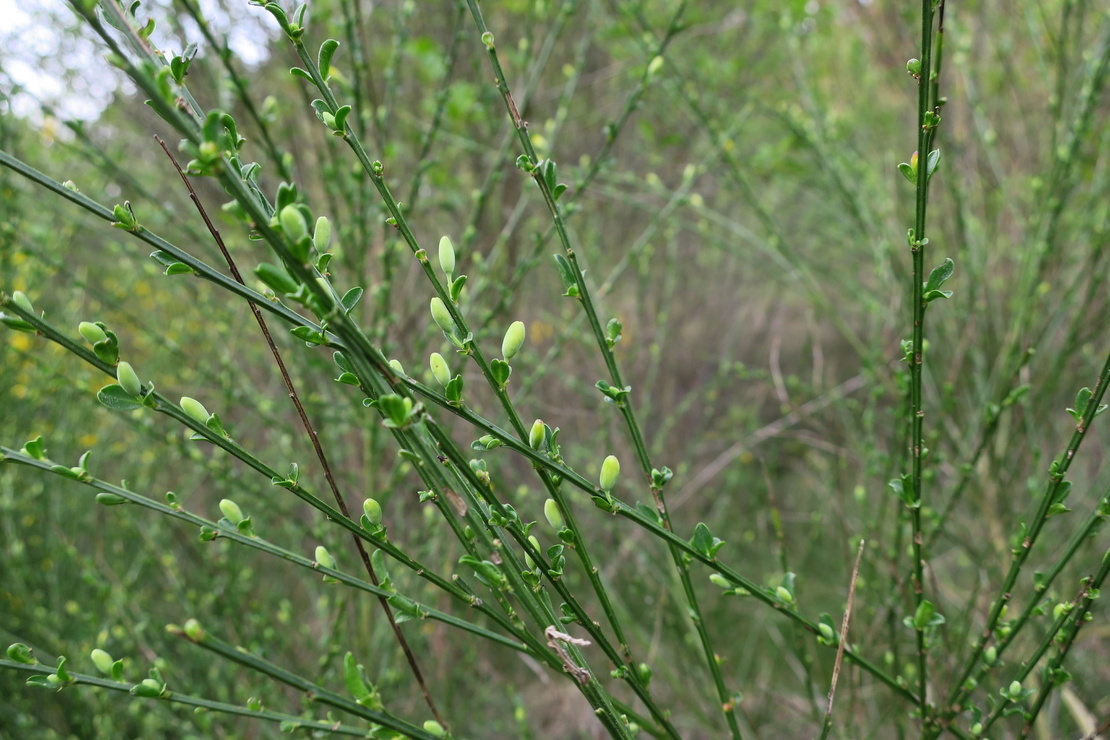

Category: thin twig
[818, 539, 865, 740]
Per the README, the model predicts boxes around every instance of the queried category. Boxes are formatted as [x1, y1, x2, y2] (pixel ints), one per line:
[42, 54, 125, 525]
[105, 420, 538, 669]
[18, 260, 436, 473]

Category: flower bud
[315, 545, 336, 569]
[438, 235, 455, 278]
[363, 498, 383, 526]
[279, 204, 309, 243]
[599, 455, 620, 492]
[525, 535, 541, 569]
[180, 397, 210, 423]
[709, 573, 730, 589]
[429, 352, 451, 387]
[1008, 680, 1022, 697]
[219, 498, 245, 525]
[116, 361, 142, 397]
[313, 216, 332, 252]
[90, 648, 114, 675]
[543, 498, 564, 531]
[388, 359, 405, 375]
[430, 297, 457, 337]
[11, 291, 34, 314]
[79, 322, 108, 345]
[818, 623, 836, 642]
[183, 618, 205, 641]
[501, 320, 525, 360]
[423, 720, 446, 738]
[529, 419, 545, 450]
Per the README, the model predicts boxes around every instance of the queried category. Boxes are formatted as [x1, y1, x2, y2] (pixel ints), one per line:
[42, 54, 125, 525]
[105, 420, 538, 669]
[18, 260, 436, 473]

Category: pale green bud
[709, 573, 730, 589]
[12, 291, 34, 314]
[363, 498, 383, 526]
[430, 297, 457, 337]
[423, 720, 446, 737]
[180, 396, 210, 423]
[775, 586, 793, 603]
[501, 320, 525, 360]
[818, 623, 836, 642]
[313, 216, 332, 252]
[388, 359, 405, 375]
[116, 361, 142, 397]
[79, 322, 108, 345]
[315, 545, 336, 569]
[90, 648, 114, 675]
[219, 498, 245, 525]
[183, 618, 205, 641]
[1008, 680, 1022, 696]
[279, 204, 309, 243]
[599, 455, 620, 492]
[543, 498, 564, 531]
[525, 535, 541, 569]
[438, 235, 455, 277]
[429, 352, 451, 387]
[529, 419, 545, 450]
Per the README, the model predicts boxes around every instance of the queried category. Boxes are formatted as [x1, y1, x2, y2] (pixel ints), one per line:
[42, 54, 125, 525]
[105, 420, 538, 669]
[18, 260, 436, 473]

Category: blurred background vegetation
[2, 0, 1109, 737]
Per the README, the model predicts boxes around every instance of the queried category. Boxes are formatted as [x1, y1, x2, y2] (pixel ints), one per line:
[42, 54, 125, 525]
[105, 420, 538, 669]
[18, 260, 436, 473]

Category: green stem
[0, 660, 384, 737]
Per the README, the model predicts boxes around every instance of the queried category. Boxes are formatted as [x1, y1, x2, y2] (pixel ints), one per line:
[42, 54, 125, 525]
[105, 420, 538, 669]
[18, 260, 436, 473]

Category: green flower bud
[709, 573, 730, 589]
[525, 535, 541, 569]
[429, 352, 451, 387]
[543, 498, 564, 531]
[818, 623, 836, 642]
[116, 361, 142, 397]
[501, 320, 525, 360]
[637, 662, 653, 685]
[599, 455, 620, 492]
[183, 618, 205, 641]
[388, 359, 405, 375]
[279, 204, 309, 243]
[219, 498, 245, 525]
[6, 643, 35, 664]
[12, 291, 34, 314]
[180, 396, 210, 423]
[775, 586, 793, 603]
[363, 498, 383, 526]
[90, 649, 114, 675]
[438, 235, 455, 278]
[1008, 680, 1022, 697]
[423, 720, 446, 738]
[313, 216, 332, 252]
[79, 322, 108, 345]
[430, 297, 457, 337]
[529, 419, 545, 450]
[315, 545, 336, 569]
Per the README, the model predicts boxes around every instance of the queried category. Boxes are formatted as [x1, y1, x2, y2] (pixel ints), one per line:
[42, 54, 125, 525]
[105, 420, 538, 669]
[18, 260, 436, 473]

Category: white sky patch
[0, 0, 275, 123]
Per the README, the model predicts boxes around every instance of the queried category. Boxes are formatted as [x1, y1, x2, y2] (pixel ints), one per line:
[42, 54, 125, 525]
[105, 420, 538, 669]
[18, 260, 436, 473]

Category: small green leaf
[97, 384, 145, 411]
[318, 38, 339, 79]
[490, 359, 512, 388]
[690, 522, 725, 559]
[340, 286, 363, 314]
[898, 162, 916, 183]
[926, 149, 941, 180]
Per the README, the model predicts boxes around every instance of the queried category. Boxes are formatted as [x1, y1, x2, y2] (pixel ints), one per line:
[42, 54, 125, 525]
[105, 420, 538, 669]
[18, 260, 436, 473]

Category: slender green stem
[0, 660, 382, 737]
[908, 0, 943, 726]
